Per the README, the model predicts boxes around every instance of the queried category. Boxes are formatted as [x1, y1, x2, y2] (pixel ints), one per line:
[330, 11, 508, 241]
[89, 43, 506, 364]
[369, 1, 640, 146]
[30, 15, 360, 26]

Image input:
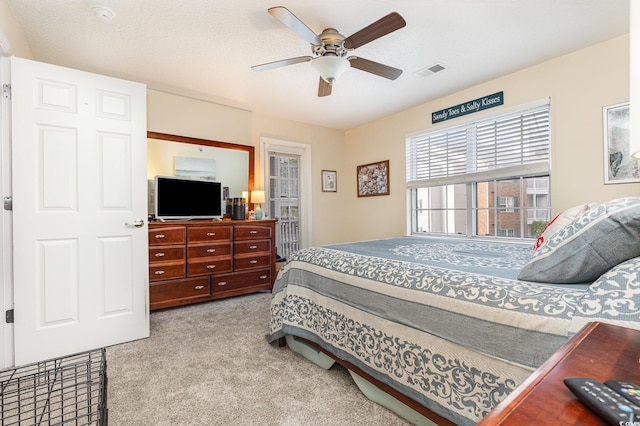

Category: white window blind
[407, 126, 467, 180]
[407, 103, 550, 187]
[475, 107, 550, 171]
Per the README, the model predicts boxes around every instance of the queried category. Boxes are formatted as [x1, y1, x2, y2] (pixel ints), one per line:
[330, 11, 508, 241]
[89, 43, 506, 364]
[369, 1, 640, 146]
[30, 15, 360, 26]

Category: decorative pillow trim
[533, 203, 595, 250]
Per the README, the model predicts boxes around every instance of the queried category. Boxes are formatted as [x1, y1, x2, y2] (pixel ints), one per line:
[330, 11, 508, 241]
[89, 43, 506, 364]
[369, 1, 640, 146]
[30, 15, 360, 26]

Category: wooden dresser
[148, 219, 277, 310]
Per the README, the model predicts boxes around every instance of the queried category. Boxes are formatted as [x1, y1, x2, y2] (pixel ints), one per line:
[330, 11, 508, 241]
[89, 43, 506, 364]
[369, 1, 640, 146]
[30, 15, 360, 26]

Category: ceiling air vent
[415, 63, 446, 78]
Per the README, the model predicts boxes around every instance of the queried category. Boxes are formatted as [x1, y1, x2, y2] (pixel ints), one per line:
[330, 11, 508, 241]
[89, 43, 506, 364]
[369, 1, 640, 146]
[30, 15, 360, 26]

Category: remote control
[564, 377, 640, 425]
[605, 380, 640, 406]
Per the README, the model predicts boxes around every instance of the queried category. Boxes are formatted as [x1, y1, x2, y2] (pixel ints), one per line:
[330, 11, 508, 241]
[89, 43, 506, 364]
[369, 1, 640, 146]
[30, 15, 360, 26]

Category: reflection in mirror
[146, 132, 254, 216]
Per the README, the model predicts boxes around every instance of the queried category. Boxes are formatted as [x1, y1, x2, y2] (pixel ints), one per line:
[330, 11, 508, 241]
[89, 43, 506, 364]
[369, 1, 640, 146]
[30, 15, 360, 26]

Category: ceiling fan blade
[268, 6, 321, 45]
[348, 57, 402, 80]
[343, 12, 406, 50]
[318, 77, 332, 97]
[251, 56, 313, 72]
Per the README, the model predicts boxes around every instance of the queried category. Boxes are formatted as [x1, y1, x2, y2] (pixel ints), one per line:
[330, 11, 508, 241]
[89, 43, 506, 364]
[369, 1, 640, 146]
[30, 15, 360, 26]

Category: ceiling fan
[251, 7, 406, 97]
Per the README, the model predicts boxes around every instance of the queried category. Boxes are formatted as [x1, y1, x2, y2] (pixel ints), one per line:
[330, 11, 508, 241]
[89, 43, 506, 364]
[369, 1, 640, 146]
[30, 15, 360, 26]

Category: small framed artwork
[322, 170, 337, 192]
[604, 102, 639, 184]
[357, 160, 390, 197]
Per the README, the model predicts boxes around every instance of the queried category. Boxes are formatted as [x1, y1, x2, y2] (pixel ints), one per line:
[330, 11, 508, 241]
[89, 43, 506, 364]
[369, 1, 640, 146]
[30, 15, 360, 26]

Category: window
[497, 196, 517, 212]
[407, 101, 551, 239]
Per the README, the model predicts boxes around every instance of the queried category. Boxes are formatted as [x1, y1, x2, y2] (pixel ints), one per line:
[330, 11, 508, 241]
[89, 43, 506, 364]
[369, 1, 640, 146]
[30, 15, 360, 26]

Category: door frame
[260, 137, 313, 250]
[0, 44, 13, 368]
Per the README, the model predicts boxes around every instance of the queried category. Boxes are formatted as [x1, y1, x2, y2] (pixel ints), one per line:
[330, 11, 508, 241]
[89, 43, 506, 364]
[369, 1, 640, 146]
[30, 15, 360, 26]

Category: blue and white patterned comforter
[267, 236, 640, 425]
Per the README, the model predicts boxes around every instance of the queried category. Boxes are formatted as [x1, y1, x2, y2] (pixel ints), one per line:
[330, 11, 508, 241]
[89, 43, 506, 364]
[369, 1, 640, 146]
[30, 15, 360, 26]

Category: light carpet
[106, 291, 410, 425]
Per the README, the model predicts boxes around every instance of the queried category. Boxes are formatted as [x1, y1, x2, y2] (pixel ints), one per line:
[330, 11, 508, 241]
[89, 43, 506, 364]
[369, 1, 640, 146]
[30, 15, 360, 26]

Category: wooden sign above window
[432, 91, 504, 124]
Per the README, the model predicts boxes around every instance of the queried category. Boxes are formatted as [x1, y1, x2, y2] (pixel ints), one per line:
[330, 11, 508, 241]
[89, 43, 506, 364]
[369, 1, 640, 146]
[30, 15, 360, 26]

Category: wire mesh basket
[0, 349, 107, 426]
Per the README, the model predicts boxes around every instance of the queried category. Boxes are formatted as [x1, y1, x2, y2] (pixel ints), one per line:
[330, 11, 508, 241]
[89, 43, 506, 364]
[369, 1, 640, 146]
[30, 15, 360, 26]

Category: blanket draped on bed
[267, 237, 594, 424]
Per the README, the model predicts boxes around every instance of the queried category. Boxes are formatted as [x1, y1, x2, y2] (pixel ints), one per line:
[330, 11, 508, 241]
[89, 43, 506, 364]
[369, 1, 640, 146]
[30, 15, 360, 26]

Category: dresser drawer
[187, 242, 232, 259]
[149, 226, 185, 245]
[149, 261, 185, 282]
[187, 226, 232, 243]
[188, 257, 232, 276]
[149, 245, 185, 263]
[233, 253, 271, 271]
[234, 239, 271, 254]
[213, 268, 271, 292]
[148, 220, 276, 310]
[234, 225, 272, 241]
[150, 277, 211, 305]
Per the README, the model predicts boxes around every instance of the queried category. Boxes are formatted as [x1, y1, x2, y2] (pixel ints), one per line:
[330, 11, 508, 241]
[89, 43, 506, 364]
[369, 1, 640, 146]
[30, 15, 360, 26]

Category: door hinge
[3, 196, 12, 211]
[2, 84, 10, 100]
[5, 309, 13, 323]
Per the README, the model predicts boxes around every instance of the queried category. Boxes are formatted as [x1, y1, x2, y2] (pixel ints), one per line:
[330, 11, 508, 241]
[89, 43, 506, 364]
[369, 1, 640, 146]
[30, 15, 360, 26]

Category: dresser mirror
[147, 131, 254, 215]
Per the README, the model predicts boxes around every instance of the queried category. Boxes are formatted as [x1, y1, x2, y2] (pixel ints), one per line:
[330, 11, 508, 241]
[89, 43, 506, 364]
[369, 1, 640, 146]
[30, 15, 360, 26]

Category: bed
[267, 197, 640, 425]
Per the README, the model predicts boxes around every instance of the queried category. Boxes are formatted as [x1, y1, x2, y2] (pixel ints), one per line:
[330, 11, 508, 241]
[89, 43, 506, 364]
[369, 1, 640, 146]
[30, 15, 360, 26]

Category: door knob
[125, 219, 145, 228]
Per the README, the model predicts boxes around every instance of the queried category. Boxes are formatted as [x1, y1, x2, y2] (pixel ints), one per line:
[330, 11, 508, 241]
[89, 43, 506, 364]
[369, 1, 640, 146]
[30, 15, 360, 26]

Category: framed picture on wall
[322, 170, 337, 192]
[356, 160, 390, 197]
[604, 102, 640, 184]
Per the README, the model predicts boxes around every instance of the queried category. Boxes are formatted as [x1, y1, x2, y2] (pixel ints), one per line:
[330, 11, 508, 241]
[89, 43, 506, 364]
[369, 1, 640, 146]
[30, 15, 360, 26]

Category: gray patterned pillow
[518, 197, 640, 283]
[568, 255, 640, 334]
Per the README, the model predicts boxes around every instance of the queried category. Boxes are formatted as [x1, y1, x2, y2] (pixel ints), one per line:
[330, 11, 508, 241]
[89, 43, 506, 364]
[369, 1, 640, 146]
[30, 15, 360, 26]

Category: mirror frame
[147, 131, 255, 205]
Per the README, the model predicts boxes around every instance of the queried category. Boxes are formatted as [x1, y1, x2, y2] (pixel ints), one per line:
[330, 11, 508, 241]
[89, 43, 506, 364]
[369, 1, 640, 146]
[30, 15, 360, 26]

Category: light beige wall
[249, 114, 348, 245]
[344, 35, 637, 242]
[147, 89, 348, 246]
[4, 6, 634, 247]
[147, 90, 253, 144]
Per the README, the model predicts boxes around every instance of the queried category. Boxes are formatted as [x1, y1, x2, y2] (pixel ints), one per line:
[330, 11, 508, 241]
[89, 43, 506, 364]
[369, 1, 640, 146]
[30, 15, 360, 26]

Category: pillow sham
[568, 255, 640, 335]
[533, 202, 595, 250]
[518, 197, 640, 283]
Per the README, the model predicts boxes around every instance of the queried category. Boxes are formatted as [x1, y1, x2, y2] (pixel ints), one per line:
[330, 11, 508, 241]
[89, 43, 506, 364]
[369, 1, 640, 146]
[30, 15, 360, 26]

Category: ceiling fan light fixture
[311, 56, 350, 84]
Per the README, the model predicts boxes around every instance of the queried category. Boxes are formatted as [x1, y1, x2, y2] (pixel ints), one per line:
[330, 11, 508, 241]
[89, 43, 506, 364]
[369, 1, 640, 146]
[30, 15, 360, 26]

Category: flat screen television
[154, 175, 223, 220]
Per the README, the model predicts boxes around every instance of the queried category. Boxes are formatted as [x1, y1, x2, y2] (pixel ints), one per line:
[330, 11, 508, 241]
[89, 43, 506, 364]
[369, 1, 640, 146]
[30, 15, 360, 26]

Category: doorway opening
[260, 138, 312, 260]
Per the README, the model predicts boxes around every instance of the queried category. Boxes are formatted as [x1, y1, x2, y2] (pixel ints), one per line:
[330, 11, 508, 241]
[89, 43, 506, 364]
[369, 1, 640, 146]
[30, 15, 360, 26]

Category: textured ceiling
[7, 0, 630, 130]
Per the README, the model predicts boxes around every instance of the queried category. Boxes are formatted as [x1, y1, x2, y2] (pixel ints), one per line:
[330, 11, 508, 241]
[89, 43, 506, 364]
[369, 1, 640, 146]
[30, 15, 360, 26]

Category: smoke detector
[84, 1, 116, 23]
[93, 6, 115, 23]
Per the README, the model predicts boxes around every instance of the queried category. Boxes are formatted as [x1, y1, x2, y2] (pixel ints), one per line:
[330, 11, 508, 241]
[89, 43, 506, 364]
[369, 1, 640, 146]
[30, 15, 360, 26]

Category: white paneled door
[11, 58, 149, 365]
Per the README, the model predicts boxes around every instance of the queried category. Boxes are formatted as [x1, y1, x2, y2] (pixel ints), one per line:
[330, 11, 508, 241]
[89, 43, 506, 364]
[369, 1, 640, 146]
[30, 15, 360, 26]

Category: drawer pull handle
[250, 230, 258, 234]
[207, 232, 216, 237]
[155, 234, 165, 239]
[218, 281, 227, 286]
[206, 249, 216, 253]
[155, 253, 165, 257]
[154, 270, 165, 275]
[194, 285, 204, 290]
[249, 260, 258, 264]
[249, 245, 257, 249]
[207, 265, 216, 269]
[260, 275, 268, 279]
